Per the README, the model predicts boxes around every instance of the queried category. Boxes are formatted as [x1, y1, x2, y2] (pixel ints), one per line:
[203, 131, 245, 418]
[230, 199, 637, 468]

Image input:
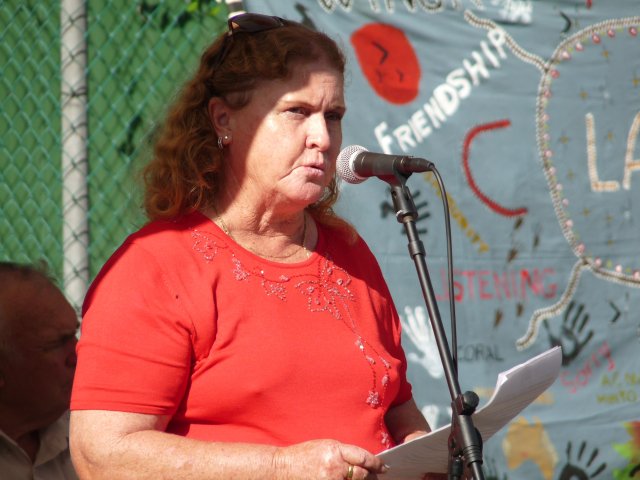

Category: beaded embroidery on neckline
[191, 228, 393, 449]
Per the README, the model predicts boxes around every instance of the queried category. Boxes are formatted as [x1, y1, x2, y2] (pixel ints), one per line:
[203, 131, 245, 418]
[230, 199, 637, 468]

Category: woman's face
[225, 59, 345, 212]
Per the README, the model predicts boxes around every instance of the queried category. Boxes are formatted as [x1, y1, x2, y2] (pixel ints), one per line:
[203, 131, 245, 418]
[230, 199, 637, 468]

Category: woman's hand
[274, 439, 388, 480]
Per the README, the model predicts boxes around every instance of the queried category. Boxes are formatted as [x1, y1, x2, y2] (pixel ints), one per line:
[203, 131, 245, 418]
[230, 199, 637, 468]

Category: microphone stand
[380, 169, 485, 480]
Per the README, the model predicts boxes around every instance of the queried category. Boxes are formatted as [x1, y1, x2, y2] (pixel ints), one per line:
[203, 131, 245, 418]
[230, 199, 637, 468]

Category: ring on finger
[347, 464, 355, 479]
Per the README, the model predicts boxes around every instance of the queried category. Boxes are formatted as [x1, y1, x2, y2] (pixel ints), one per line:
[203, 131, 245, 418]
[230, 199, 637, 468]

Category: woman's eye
[288, 107, 307, 115]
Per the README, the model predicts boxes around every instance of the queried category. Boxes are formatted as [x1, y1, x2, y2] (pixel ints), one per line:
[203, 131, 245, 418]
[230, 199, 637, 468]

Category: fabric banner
[244, 1, 640, 478]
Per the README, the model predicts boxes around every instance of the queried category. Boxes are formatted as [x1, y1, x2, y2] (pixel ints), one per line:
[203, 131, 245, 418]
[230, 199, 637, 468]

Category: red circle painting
[350, 23, 421, 105]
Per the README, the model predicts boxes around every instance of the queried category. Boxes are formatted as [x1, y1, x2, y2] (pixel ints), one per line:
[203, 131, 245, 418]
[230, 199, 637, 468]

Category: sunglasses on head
[211, 13, 287, 71]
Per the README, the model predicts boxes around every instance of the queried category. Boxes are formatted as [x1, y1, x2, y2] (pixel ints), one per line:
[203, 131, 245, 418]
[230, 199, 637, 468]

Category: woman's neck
[207, 204, 315, 262]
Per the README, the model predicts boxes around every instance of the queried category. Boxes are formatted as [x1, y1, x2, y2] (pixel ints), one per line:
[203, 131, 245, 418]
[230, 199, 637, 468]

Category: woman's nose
[306, 116, 331, 150]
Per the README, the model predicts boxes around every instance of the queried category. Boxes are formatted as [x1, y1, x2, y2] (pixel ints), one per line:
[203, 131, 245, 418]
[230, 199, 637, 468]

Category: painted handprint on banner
[543, 301, 594, 367]
[557, 440, 606, 480]
[400, 305, 444, 379]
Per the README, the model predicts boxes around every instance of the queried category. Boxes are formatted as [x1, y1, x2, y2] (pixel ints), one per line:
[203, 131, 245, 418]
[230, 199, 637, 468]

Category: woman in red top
[70, 12, 441, 480]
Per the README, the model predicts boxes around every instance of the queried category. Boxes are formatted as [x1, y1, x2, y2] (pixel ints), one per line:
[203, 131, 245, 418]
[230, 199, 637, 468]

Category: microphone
[336, 145, 434, 184]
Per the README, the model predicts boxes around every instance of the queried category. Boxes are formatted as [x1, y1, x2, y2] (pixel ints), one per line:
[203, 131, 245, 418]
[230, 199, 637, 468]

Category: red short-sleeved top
[71, 211, 412, 453]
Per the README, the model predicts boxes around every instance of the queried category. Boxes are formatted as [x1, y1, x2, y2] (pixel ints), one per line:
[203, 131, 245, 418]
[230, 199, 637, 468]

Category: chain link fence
[1, 0, 232, 310]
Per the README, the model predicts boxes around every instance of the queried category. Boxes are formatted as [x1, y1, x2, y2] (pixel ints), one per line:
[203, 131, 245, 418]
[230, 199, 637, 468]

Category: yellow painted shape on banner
[502, 416, 558, 480]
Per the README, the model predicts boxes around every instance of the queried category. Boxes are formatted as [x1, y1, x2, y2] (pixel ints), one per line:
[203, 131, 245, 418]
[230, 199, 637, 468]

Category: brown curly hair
[143, 17, 350, 232]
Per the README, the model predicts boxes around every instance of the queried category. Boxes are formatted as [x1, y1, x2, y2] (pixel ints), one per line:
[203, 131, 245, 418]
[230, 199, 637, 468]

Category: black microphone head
[336, 145, 367, 184]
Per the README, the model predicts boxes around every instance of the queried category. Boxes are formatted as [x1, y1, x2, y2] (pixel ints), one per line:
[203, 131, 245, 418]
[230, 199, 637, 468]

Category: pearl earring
[218, 134, 231, 150]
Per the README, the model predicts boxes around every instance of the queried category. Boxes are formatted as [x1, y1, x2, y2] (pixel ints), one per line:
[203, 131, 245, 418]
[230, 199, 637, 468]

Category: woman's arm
[384, 399, 447, 480]
[385, 397, 430, 444]
[70, 410, 387, 480]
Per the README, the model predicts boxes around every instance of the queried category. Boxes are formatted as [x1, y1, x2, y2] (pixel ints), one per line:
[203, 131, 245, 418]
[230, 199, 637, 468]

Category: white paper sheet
[377, 346, 562, 479]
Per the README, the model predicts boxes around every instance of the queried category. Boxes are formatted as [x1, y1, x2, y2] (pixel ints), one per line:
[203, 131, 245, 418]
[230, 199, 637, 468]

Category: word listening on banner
[375, 28, 508, 153]
[434, 267, 558, 303]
